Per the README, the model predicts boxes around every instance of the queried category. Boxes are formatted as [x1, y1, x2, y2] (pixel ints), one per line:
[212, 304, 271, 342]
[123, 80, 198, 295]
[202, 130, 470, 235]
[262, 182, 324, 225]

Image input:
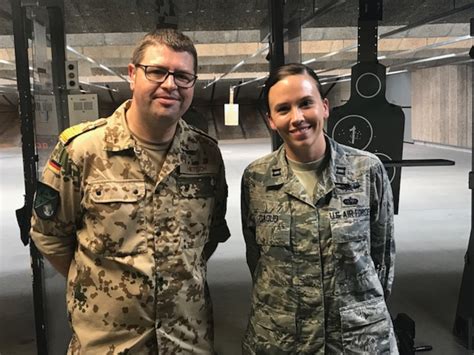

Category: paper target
[331, 114, 373, 150]
[374, 152, 396, 183]
[356, 72, 382, 99]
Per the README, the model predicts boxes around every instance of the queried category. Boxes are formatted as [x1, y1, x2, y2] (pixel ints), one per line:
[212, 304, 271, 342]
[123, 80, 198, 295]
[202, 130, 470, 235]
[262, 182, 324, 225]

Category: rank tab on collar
[336, 166, 346, 175]
[272, 168, 282, 177]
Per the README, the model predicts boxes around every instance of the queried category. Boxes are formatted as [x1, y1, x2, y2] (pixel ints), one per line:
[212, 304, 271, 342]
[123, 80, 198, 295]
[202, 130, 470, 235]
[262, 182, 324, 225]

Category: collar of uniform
[102, 100, 135, 152]
[152, 119, 199, 179]
[169, 119, 199, 163]
[263, 145, 291, 187]
[326, 136, 356, 185]
[263, 136, 357, 188]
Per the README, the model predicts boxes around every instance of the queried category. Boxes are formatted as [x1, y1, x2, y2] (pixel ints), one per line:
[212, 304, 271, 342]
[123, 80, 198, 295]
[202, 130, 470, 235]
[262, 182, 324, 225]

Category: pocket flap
[177, 175, 216, 198]
[340, 297, 388, 329]
[89, 181, 145, 203]
[331, 220, 370, 243]
[255, 214, 291, 246]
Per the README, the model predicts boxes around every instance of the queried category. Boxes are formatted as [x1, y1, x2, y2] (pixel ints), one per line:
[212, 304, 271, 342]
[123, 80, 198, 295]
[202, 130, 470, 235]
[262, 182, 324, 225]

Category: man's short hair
[264, 63, 324, 112]
[131, 28, 198, 74]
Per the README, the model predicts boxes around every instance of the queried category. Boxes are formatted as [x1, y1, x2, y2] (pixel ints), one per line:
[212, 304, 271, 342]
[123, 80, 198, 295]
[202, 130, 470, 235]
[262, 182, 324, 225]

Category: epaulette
[188, 125, 218, 144]
[59, 119, 107, 146]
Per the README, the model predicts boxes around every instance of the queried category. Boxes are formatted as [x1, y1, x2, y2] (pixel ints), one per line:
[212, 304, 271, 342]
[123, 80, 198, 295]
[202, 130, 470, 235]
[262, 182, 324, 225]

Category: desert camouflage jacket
[31, 100, 230, 354]
[241, 137, 397, 354]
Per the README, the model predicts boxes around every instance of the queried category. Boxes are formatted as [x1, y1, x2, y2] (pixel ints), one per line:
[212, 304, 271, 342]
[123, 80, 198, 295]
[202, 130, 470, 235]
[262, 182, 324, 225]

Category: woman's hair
[263, 63, 324, 111]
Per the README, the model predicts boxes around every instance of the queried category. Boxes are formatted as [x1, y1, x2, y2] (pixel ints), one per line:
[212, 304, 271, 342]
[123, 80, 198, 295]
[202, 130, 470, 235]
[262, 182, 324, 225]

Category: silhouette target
[328, 62, 405, 214]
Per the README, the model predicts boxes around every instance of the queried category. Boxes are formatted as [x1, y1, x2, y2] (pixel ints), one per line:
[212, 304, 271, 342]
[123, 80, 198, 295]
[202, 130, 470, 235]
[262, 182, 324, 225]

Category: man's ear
[128, 63, 136, 91]
[267, 113, 278, 131]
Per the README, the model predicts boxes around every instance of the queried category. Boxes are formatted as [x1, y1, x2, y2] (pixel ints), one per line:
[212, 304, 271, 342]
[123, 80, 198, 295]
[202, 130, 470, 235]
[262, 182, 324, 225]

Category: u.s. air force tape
[34, 182, 60, 220]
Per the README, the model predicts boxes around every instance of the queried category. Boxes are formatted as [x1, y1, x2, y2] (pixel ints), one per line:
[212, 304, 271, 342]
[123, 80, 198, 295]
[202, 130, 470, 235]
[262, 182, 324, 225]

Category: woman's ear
[267, 113, 278, 131]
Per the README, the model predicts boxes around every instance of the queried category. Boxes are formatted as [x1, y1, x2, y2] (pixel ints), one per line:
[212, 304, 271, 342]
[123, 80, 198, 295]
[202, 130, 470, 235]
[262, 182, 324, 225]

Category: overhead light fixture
[0, 59, 15, 66]
[384, 35, 472, 59]
[379, 3, 474, 39]
[302, 4, 473, 69]
[204, 44, 269, 89]
[79, 81, 119, 93]
[389, 52, 466, 70]
[0, 76, 17, 82]
[387, 69, 409, 75]
[321, 75, 351, 85]
[231, 75, 268, 89]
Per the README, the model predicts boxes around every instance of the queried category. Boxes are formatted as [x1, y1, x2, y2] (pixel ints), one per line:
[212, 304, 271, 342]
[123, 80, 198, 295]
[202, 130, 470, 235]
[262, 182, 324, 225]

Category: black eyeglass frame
[135, 64, 198, 88]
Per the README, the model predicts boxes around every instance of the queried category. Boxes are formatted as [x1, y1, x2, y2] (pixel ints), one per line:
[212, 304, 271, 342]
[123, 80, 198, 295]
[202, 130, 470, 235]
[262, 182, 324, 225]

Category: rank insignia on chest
[34, 182, 60, 220]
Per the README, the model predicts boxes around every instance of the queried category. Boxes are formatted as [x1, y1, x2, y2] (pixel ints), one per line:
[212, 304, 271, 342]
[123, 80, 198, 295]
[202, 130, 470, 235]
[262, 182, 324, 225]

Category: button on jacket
[241, 137, 397, 354]
[31, 100, 230, 354]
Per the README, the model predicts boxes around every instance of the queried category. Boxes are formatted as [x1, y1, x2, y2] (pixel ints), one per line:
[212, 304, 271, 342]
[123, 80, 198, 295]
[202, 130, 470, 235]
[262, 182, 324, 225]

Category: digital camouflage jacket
[31, 100, 230, 354]
[241, 137, 397, 354]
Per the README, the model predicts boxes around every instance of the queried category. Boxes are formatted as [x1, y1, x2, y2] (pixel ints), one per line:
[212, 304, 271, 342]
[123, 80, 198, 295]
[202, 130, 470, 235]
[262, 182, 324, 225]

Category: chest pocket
[177, 175, 216, 198]
[329, 200, 375, 294]
[177, 174, 216, 248]
[255, 213, 291, 247]
[82, 180, 146, 256]
[329, 181, 371, 245]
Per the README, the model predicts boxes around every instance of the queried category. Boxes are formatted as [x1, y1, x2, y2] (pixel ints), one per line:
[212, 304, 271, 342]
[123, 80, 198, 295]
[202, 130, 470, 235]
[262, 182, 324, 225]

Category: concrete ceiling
[0, 0, 469, 34]
[0, 0, 472, 105]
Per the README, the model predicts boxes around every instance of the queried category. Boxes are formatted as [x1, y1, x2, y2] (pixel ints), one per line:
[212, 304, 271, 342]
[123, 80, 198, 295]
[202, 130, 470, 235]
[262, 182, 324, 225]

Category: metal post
[11, 0, 48, 353]
[358, 0, 382, 63]
[453, 34, 474, 349]
[47, 1, 69, 131]
[268, 0, 284, 151]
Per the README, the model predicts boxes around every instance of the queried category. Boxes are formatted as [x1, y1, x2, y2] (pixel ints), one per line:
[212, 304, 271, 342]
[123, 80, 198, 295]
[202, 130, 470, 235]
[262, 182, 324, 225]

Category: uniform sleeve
[30, 142, 82, 257]
[208, 153, 230, 244]
[241, 169, 260, 279]
[369, 159, 395, 298]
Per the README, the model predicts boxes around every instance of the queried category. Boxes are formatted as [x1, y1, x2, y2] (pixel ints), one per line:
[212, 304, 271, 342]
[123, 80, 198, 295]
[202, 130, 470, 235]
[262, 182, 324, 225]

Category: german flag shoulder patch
[59, 119, 107, 146]
[46, 159, 62, 175]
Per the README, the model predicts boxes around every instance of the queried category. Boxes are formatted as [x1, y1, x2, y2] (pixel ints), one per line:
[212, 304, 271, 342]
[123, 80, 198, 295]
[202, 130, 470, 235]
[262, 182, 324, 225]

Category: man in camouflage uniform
[241, 63, 397, 354]
[30, 29, 230, 354]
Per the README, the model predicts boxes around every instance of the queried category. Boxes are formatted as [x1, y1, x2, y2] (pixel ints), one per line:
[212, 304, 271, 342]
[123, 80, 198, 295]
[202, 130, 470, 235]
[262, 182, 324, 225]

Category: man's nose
[160, 73, 178, 90]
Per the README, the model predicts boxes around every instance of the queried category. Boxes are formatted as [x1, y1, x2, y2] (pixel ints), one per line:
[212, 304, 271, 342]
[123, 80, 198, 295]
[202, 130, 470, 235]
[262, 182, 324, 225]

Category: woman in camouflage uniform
[241, 63, 397, 354]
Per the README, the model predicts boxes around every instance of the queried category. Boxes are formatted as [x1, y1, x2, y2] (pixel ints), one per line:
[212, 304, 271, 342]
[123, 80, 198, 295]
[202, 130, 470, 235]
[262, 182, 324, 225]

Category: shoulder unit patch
[34, 182, 60, 219]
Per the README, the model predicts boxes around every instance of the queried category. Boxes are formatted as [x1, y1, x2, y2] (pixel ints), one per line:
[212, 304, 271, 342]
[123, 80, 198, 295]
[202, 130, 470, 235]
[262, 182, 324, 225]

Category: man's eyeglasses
[135, 64, 197, 88]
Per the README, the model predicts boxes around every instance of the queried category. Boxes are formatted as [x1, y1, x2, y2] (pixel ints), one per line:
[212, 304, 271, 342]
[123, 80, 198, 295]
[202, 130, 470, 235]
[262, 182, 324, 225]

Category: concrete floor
[0, 139, 472, 355]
